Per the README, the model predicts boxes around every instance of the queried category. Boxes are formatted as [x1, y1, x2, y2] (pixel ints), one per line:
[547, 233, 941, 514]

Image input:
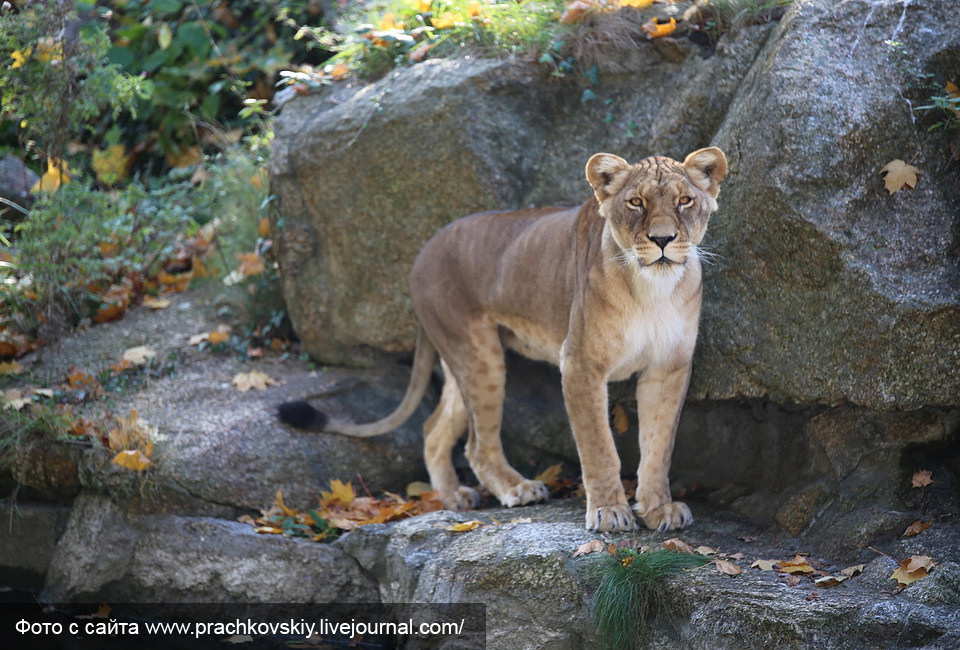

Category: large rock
[270, 1, 959, 409]
[269, 24, 770, 367]
[698, 0, 960, 409]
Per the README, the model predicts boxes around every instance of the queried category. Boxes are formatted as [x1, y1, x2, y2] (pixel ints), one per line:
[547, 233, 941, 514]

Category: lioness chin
[279, 147, 727, 532]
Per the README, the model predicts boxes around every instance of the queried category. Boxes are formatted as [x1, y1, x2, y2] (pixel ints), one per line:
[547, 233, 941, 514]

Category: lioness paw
[454, 486, 482, 510]
[634, 501, 693, 532]
[586, 504, 637, 532]
[499, 480, 549, 508]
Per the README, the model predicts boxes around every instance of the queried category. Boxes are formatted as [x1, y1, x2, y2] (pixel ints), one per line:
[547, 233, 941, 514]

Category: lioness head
[585, 147, 727, 272]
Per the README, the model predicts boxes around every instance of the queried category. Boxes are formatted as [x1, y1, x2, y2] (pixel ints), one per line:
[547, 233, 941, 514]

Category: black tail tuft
[277, 400, 329, 430]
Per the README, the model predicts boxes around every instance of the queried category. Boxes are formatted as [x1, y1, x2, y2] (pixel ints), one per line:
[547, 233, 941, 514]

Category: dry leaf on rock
[777, 555, 815, 574]
[891, 555, 935, 586]
[716, 559, 742, 576]
[143, 296, 171, 310]
[911, 470, 934, 488]
[232, 370, 278, 392]
[662, 537, 695, 554]
[751, 559, 778, 571]
[880, 159, 920, 194]
[112, 449, 153, 471]
[573, 539, 607, 557]
[445, 520, 483, 533]
[122, 345, 156, 365]
[903, 520, 932, 537]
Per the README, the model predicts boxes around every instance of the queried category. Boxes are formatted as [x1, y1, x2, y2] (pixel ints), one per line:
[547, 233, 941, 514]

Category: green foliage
[0, 1, 149, 161]
[592, 548, 710, 650]
[292, 0, 566, 80]
[7, 176, 197, 337]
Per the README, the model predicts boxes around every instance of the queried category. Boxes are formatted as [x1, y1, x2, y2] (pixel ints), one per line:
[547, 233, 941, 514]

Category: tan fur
[321, 148, 726, 532]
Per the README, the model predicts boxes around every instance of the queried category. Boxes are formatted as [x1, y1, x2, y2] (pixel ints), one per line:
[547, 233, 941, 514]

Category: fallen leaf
[231, 370, 278, 392]
[903, 520, 931, 537]
[445, 520, 483, 532]
[813, 575, 847, 588]
[641, 16, 677, 39]
[696, 545, 717, 557]
[108, 409, 156, 456]
[405, 481, 433, 498]
[573, 539, 606, 557]
[122, 345, 156, 365]
[751, 559, 778, 571]
[891, 555, 935, 586]
[143, 296, 171, 310]
[560, 0, 600, 25]
[0, 360, 22, 375]
[320, 478, 356, 507]
[911, 470, 934, 488]
[112, 449, 153, 471]
[880, 159, 920, 194]
[777, 555, 815, 574]
[1, 388, 30, 410]
[611, 404, 629, 434]
[535, 462, 564, 487]
[716, 559, 742, 576]
[235, 251, 265, 276]
[619, 0, 655, 7]
[661, 537, 695, 554]
[840, 564, 865, 579]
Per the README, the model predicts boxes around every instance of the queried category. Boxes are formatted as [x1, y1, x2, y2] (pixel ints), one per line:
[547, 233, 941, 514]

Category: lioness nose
[649, 234, 676, 250]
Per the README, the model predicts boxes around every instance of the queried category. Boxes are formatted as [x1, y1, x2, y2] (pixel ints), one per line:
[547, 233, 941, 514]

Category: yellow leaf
[432, 12, 463, 29]
[911, 469, 933, 488]
[445, 520, 483, 532]
[143, 296, 172, 310]
[880, 159, 920, 194]
[108, 409, 156, 456]
[0, 360, 23, 375]
[11, 48, 29, 69]
[232, 370, 278, 392]
[275, 488, 298, 517]
[618, 0, 655, 7]
[891, 555, 935, 586]
[320, 479, 356, 507]
[112, 449, 154, 471]
[157, 23, 173, 50]
[611, 404, 629, 434]
[258, 217, 271, 238]
[405, 480, 433, 497]
[30, 158, 70, 194]
[329, 62, 350, 80]
[777, 555, 815, 574]
[641, 17, 677, 39]
[122, 345, 156, 365]
[92, 144, 131, 185]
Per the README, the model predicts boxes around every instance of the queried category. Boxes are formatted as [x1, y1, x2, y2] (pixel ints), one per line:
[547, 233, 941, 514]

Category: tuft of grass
[689, 0, 793, 40]
[592, 548, 710, 650]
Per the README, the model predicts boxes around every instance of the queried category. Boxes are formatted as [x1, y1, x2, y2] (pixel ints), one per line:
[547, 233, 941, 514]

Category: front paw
[634, 501, 693, 532]
[499, 479, 550, 507]
[585, 504, 637, 532]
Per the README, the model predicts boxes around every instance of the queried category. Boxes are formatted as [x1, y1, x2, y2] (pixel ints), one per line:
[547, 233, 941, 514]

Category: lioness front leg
[561, 363, 635, 532]
[634, 361, 694, 532]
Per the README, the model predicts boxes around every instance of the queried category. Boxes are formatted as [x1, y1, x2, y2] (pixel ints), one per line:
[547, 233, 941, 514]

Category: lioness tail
[277, 328, 437, 438]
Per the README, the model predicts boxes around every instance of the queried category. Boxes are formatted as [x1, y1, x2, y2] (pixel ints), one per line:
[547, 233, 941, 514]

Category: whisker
[693, 246, 722, 266]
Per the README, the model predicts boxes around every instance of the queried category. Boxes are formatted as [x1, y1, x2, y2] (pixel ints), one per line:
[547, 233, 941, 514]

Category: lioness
[279, 147, 726, 532]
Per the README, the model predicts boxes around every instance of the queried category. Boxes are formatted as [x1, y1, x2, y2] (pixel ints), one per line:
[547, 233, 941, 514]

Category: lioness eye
[678, 196, 693, 206]
[628, 197, 643, 207]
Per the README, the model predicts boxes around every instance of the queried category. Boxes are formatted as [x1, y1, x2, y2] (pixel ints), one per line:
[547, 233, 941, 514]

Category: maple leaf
[903, 520, 932, 537]
[891, 555, 935, 586]
[840, 564, 865, 579]
[445, 520, 483, 532]
[320, 479, 356, 507]
[716, 559, 742, 576]
[880, 159, 920, 194]
[911, 470, 934, 488]
[232, 370, 278, 392]
[573, 539, 606, 557]
[108, 409, 156, 456]
[535, 463, 564, 487]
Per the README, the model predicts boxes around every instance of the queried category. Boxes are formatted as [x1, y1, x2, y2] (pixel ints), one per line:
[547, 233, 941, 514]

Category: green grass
[592, 548, 711, 650]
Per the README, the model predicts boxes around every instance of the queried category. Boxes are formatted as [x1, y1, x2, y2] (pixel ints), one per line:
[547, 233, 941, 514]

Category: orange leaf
[235, 252, 265, 276]
[112, 449, 153, 471]
[611, 404, 629, 434]
[903, 520, 931, 537]
[535, 462, 563, 487]
[641, 17, 677, 39]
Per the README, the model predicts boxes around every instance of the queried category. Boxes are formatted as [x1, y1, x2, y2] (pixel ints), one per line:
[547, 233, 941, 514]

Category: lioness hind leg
[423, 361, 479, 510]
[448, 325, 548, 508]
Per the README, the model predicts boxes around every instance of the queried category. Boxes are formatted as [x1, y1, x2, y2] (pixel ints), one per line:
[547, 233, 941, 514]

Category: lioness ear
[682, 147, 727, 198]
[586, 153, 630, 201]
